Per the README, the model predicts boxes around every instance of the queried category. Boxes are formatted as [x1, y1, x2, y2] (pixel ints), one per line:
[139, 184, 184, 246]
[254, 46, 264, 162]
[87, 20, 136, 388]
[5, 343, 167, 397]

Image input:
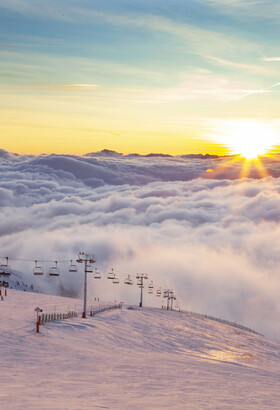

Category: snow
[1, 289, 280, 409]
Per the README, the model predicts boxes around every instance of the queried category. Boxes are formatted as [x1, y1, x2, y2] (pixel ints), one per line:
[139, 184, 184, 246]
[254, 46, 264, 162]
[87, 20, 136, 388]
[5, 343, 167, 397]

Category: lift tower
[77, 252, 95, 318]
[136, 273, 148, 307]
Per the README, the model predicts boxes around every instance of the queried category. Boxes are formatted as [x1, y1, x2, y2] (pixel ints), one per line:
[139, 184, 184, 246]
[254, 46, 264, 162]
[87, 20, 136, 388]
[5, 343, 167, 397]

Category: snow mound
[1, 289, 280, 409]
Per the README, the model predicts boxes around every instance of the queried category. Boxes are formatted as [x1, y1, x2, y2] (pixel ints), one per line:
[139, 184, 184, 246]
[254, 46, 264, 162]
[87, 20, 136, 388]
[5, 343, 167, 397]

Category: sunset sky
[1, 0, 280, 155]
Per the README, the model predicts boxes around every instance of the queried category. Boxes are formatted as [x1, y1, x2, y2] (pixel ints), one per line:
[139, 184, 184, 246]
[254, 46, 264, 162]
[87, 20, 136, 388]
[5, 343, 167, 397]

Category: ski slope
[1, 289, 280, 409]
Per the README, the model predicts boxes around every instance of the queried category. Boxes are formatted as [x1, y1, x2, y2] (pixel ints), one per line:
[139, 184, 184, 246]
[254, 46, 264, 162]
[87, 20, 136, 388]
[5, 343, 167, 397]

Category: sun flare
[214, 121, 279, 160]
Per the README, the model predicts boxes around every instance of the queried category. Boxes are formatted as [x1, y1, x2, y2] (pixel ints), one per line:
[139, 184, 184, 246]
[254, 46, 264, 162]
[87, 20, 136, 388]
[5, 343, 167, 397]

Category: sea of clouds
[1, 148, 280, 338]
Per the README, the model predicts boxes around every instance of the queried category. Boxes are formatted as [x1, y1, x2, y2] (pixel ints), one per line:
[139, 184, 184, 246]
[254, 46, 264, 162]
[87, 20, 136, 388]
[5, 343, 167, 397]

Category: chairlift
[148, 280, 154, 294]
[107, 268, 115, 280]
[86, 264, 93, 273]
[112, 274, 119, 284]
[124, 274, 133, 285]
[94, 268, 101, 279]
[148, 281, 154, 290]
[69, 260, 78, 273]
[49, 261, 60, 277]
[156, 287, 162, 297]
[33, 260, 44, 276]
[0, 257, 11, 277]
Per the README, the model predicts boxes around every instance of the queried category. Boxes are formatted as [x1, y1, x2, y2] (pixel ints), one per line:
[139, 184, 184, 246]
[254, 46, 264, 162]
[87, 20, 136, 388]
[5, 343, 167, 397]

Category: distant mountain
[144, 153, 173, 158]
[85, 149, 123, 157]
[125, 153, 141, 158]
[84, 150, 225, 159]
[180, 153, 220, 159]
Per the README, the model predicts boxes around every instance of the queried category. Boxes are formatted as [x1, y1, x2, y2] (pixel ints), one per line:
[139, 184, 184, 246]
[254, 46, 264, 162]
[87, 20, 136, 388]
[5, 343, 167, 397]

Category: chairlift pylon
[33, 260, 44, 276]
[49, 261, 60, 277]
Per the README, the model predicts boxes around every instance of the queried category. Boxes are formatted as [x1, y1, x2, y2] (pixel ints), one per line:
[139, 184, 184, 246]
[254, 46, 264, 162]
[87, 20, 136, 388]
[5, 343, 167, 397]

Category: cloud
[198, 0, 280, 20]
[206, 55, 274, 76]
[1, 150, 280, 337]
[263, 57, 280, 62]
[225, 81, 280, 102]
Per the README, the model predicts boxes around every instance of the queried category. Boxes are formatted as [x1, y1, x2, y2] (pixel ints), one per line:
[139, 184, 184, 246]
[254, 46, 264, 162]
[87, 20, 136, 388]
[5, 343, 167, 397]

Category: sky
[1, 0, 280, 155]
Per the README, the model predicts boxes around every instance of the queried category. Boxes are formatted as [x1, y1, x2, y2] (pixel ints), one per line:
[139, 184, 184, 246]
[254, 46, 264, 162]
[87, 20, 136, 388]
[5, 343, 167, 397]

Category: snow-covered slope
[3, 269, 36, 292]
[1, 289, 280, 409]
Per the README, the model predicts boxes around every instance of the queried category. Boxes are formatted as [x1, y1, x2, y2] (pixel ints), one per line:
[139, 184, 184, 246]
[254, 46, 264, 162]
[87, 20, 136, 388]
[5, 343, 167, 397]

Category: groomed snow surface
[1, 290, 280, 409]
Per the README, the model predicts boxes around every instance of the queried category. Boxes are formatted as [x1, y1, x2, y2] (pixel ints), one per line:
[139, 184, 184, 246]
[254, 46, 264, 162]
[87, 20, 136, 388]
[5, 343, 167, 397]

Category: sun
[214, 120, 279, 160]
[228, 122, 277, 159]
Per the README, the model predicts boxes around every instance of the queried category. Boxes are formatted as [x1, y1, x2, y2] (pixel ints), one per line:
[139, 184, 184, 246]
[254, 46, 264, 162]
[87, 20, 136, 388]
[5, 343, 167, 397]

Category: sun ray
[239, 158, 251, 179]
[202, 155, 242, 179]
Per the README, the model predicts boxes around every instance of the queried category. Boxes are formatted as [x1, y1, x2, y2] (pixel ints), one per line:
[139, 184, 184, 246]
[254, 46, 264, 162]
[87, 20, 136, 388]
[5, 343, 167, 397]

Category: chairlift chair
[124, 274, 133, 285]
[94, 268, 101, 279]
[156, 287, 162, 297]
[33, 260, 44, 276]
[86, 264, 93, 273]
[112, 274, 119, 284]
[49, 261, 60, 277]
[0, 257, 11, 277]
[148, 281, 154, 289]
[69, 260, 78, 273]
[107, 268, 115, 280]
[148, 280, 154, 294]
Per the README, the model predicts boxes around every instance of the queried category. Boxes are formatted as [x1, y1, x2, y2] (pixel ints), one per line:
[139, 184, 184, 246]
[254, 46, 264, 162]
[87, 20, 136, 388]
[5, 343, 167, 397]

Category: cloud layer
[1, 149, 280, 338]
